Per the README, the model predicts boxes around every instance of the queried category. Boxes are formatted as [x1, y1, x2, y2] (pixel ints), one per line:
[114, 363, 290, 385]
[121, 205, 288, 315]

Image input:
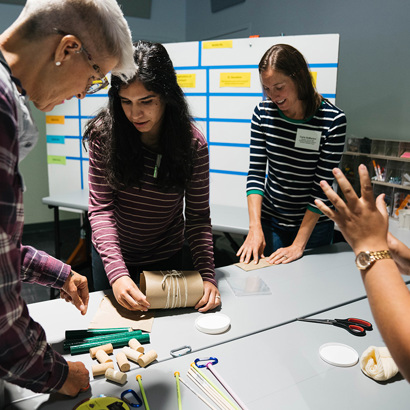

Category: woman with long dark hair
[237, 44, 347, 265]
[84, 41, 220, 312]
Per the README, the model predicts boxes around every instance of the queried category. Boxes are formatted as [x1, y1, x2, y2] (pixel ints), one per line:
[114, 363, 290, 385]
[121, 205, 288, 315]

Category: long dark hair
[259, 44, 322, 119]
[83, 40, 195, 191]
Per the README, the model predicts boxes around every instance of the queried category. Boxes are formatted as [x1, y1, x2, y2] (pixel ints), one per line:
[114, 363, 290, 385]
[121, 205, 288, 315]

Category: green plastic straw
[70, 332, 150, 355]
[136, 375, 150, 410]
[190, 363, 238, 409]
[65, 327, 132, 340]
[174, 372, 182, 410]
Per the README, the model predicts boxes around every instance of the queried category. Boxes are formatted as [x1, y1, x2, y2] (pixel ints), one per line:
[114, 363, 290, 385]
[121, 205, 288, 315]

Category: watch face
[356, 252, 371, 270]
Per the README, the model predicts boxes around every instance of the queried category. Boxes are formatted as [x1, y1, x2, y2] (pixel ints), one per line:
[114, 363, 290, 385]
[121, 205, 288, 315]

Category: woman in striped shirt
[237, 44, 347, 265]
[84, 41, 220, 312]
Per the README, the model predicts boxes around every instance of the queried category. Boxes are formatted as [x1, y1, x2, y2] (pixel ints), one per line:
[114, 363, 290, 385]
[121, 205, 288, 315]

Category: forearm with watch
[354, 242, 410, 381]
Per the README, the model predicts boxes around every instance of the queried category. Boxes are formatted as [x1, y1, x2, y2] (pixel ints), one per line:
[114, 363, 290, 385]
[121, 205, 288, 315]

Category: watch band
[371, 250, 392, 261]
[355, 250, 392, 270]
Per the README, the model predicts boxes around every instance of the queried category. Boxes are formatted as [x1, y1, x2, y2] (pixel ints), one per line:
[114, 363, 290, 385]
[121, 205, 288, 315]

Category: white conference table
[7, 295, 410, 409]
[30, 243, 370, 366]
[7, 241, 410, 408]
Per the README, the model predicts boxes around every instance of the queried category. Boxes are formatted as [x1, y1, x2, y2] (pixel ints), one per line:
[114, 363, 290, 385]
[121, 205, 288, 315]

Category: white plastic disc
[195, 313, 231, 334]
[319, 343, 359, 367]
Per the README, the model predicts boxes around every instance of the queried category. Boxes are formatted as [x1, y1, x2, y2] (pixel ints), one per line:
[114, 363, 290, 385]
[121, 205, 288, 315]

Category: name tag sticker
[295, 129, 321, 151]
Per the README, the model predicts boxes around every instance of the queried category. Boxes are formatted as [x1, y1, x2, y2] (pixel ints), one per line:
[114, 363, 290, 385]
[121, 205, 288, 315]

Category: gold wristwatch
[355, 250, 392, 270]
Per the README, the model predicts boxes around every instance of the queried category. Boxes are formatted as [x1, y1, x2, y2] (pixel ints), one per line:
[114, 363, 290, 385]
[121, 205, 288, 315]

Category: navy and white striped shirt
[246, 99, 346, 228]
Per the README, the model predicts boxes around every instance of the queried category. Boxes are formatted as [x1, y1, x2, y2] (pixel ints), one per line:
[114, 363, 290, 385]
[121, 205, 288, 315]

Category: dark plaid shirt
[0, 52, 70, 393]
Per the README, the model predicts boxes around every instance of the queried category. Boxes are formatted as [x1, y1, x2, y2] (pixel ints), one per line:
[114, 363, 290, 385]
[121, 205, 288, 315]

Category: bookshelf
[340, 138, 410, 217]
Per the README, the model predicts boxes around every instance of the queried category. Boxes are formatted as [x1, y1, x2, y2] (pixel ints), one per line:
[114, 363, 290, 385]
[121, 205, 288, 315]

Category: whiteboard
[45, 34, 340, 209]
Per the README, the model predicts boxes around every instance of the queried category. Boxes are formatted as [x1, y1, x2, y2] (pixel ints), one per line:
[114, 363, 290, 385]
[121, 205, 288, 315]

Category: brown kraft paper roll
[140, 270, 204, 309]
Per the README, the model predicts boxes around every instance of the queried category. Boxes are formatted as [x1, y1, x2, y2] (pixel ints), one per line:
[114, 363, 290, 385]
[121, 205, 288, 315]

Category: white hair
[17, 0, 136, 80]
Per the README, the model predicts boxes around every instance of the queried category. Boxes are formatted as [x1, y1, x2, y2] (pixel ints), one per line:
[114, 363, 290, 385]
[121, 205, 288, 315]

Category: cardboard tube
[129, 338, 145, 353]
[137, 350, 158, 368]
[122, 346, 143, 362]
[140, 270, 204, 309]
[116, 351, 131, 372]
[92, 361, 114, 377]
[105, 367, 127, 385]
[96, 349, 112, 363]
[89, 343, 114, 359]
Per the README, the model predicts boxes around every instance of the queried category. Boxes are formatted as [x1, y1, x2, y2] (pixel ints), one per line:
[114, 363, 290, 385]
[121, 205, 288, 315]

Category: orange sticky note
[46, 115, 65, 125]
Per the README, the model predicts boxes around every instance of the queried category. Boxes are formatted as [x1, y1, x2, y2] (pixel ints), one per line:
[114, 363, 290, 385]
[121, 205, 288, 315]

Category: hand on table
[314, 165, 389, 253]
[265, 243, 303, 265]
[236, 227, 266, 264]
[60, 270, 89, 315]
[195, 282, 221, 312]
[58, 361, 89, 396]
[112, 276, 150, 311]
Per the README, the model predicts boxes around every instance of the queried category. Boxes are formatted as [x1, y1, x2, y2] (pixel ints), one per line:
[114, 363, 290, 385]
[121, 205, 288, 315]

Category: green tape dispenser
[73, 396, 130, 410]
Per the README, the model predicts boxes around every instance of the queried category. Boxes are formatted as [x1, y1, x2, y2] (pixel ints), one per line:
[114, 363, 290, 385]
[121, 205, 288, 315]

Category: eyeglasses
[81, 46, 109, 94]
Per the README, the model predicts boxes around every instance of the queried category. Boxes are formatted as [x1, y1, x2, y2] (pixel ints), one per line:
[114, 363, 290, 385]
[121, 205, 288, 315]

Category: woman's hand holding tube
[195, 282, 221, 312]
[112, 276, 150, 311]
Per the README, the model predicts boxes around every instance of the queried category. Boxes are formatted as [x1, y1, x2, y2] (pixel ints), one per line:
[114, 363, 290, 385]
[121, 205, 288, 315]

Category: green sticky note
[47, 155, 66, 165]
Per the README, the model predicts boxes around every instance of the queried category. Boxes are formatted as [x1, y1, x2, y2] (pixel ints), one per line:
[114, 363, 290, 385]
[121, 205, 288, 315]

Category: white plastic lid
[319, 343, 359, 367]
[195, 313, 231, 334]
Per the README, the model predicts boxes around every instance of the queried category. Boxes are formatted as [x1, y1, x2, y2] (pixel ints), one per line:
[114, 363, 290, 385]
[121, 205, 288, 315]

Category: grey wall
[2, 0, 409, 225]
[186, 0, 410, 142]
[126, 0, 186, 43]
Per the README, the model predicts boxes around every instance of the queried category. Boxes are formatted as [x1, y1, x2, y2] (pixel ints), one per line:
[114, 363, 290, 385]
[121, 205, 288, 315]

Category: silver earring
[55, 61, 61, 66]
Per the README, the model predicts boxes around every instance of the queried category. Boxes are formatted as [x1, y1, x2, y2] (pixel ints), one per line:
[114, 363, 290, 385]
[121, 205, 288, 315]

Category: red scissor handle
[343, 318, 373, 330]
[333, 321, 366, 336]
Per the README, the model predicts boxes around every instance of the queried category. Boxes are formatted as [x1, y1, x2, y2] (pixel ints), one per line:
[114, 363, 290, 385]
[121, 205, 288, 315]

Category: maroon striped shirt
[88, 127, 216, 287]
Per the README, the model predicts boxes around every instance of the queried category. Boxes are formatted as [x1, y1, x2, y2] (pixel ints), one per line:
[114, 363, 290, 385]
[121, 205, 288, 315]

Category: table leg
[49, 205, 60, 299]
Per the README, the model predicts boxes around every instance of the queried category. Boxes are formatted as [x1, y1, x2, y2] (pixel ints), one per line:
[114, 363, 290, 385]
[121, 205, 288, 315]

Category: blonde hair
[17, 0, 136, 80]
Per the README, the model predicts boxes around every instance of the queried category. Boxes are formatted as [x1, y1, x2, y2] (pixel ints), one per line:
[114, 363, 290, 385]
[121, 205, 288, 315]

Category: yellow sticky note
[46, 115, 65, 125]
[220, 72, 251, 88]
[311, 71, 317, 88]
[203, 40, 233, 49]
[47, 155, 66, 165]
[177, 73, 196, 88]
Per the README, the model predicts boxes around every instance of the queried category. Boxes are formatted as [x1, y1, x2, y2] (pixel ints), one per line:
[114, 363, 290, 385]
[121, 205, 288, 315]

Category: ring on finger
[282, 255, 288, 259]
[216, 295, 221, 299]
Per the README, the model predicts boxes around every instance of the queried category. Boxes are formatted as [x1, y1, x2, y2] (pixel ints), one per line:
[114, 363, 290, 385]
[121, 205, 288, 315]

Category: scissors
[297, 317, 373, 336]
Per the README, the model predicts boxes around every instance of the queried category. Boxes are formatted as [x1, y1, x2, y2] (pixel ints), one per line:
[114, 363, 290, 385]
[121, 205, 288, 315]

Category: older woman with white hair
[0, 0, 135, 398]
